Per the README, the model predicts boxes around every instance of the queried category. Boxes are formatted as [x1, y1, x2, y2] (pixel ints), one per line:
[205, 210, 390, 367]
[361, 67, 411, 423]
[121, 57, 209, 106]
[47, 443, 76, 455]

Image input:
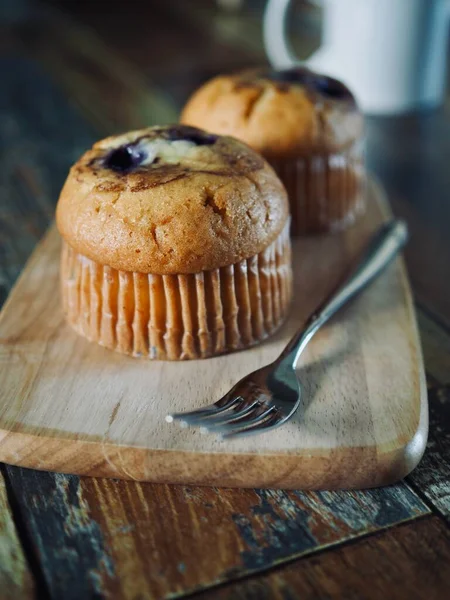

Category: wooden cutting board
[0, 179, 427, 490]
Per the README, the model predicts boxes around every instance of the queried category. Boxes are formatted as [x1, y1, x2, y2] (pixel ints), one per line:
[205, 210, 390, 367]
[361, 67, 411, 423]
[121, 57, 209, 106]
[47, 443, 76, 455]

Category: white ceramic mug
[264, 0, 450, 114]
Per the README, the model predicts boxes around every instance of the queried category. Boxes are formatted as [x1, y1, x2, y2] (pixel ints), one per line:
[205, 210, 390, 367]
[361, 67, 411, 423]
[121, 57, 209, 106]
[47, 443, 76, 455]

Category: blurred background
[1, 0, 450, 324]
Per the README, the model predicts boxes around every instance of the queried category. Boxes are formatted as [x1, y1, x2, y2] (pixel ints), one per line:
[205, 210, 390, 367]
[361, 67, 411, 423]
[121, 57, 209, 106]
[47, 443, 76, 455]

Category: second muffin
[56, 125, 292, 360]
[181, 67, 366, 235]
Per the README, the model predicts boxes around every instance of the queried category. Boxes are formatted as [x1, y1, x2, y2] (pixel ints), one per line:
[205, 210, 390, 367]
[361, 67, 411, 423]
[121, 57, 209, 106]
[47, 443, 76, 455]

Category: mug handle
[264, 0, 450, 70]
[263, 0, 298, 67]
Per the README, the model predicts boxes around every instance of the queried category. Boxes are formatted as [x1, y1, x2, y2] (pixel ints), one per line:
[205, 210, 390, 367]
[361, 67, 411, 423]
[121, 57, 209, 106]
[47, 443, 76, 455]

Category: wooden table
[1, 1, 449, 598]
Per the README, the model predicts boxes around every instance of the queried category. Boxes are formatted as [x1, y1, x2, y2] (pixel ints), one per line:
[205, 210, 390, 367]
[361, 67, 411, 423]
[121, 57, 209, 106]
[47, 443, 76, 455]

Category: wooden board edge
[0, 423, 427, 489]
[369, 177, 429, 474]
[396, 265, 429, 478]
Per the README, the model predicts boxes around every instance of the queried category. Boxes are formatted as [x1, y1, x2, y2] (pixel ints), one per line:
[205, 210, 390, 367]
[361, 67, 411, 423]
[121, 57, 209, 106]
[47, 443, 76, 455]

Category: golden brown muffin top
[180, 68, 364, 159]
[56, 125, 289, 274]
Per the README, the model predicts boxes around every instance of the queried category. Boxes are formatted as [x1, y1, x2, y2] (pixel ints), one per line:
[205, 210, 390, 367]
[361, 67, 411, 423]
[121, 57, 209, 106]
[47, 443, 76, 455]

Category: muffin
[180, 67, 366, 235]
[56, 124, 292, 360]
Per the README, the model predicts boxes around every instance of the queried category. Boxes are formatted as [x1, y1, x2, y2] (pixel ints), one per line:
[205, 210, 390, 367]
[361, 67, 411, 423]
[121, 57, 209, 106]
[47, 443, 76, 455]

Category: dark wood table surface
[1, 1, 450, 598]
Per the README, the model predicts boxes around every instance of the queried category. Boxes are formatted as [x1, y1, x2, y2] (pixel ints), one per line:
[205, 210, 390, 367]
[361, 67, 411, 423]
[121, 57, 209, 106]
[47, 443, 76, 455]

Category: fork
[166, 220, 408, 440]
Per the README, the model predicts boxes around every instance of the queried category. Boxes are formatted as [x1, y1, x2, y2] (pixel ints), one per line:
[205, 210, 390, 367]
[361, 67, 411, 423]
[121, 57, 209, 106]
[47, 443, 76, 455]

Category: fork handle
[283, 220, 409, 368]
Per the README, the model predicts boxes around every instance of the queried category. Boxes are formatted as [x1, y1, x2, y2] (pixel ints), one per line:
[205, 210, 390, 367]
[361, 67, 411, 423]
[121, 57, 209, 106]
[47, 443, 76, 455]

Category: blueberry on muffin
[56, 125, 293, 360]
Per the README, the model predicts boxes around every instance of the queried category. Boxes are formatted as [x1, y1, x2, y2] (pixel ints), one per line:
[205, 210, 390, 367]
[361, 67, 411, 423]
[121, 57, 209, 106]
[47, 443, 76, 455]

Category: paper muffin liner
[269, 146, 366, 236]
[60, 222, 292, 360]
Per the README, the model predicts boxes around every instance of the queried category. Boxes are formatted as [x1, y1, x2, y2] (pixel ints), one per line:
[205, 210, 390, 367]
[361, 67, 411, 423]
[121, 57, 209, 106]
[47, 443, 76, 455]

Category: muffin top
[56, 125, 289, 274]
[180, 68, 364, 159]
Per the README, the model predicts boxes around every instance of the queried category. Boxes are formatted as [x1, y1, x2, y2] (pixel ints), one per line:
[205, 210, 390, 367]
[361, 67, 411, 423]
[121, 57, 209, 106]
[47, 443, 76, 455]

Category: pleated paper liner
[61, 222, 292, 360]
[270, 146, 366, 236]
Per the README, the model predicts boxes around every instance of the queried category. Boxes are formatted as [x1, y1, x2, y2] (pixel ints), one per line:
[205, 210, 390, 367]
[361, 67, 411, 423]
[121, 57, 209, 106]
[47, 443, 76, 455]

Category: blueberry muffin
[56, 125, 292, 360]
[181, 67, 366, 235]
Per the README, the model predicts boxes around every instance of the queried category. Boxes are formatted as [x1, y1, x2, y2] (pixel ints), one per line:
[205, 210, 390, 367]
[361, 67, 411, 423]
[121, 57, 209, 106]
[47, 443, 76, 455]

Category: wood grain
[0, 472, 35, 600]
[43, 0, 265, 106]
[365, 105, 450, 332]
[408, 384, 450, 521]
[0, 56, 96, 291]
[0, 181, 427, 489]
[416, 309, 450, 385]
[5, 470, 115, 600]
[5, 468, 429, 600]
[0, 29, 82, 600]
[13, 3, 177, 134]
[194, 516, 450, 600]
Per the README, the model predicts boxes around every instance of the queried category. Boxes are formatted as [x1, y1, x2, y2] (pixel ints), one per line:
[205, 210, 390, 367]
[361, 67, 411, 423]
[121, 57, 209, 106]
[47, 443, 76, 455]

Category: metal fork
[166, 220, 408, 440]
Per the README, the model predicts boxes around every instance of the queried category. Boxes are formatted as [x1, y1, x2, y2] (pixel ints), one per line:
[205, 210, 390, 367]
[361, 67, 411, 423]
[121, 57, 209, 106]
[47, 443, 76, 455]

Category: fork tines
[166, 395, 280, 439]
